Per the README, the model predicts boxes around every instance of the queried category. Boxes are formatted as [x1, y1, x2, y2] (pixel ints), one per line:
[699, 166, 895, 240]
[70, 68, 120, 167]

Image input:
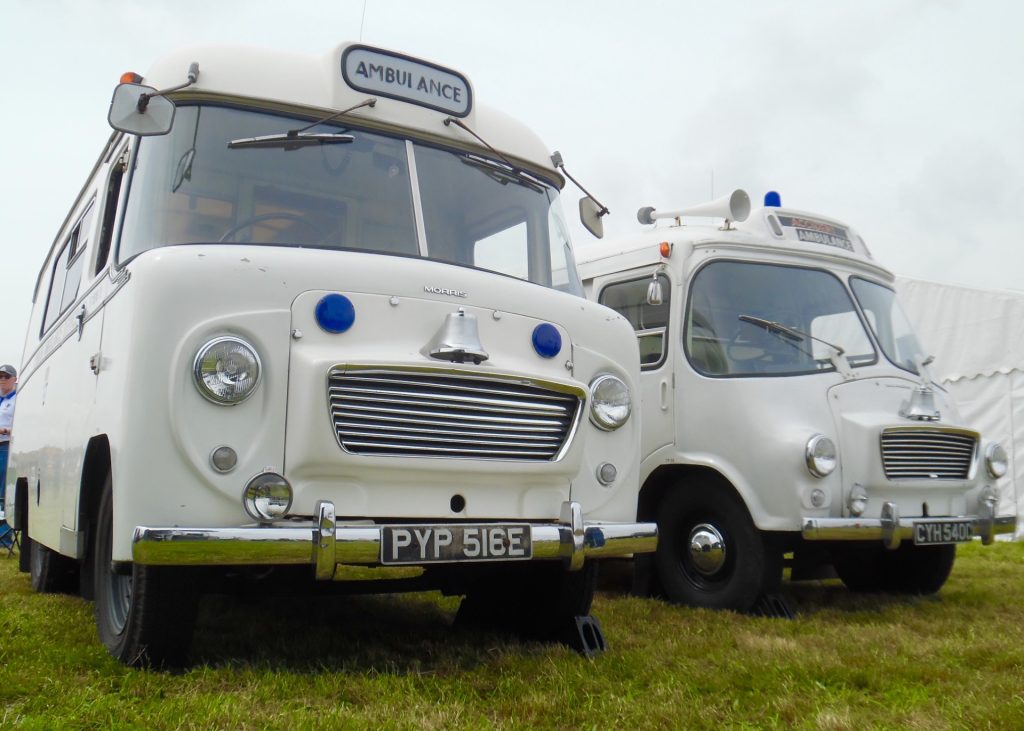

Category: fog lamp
[805, 434, 837, 477]
[848, 486, 868, 517]
[596, 462, 617, 485]
[243, 471, 293, 522]
[210, 445, 238, 473]
[985, 443, 1008, 479]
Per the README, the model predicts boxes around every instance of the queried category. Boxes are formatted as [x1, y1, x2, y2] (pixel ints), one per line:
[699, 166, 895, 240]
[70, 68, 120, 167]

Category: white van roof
[576, 203, 892, 282]
[141, 43, 563, 185]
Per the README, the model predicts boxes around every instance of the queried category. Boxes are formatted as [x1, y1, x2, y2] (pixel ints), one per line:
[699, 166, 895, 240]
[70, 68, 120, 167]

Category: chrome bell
[427, 309, 489, 364]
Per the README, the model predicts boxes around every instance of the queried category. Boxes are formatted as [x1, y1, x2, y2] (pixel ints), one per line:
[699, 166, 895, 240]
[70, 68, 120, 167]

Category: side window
[42, 201, 95, 333]
[599, 274, 671, 369]
[95, 149, 128, 275]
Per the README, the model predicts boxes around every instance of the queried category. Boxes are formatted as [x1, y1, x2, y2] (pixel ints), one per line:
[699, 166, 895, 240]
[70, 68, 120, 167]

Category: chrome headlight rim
[242, 470, 293, 522]
[588, 373, 632, 431]
[193, 335, 262, 406]
[985, 442, 1008, 479]
[805, 434, 838, 478]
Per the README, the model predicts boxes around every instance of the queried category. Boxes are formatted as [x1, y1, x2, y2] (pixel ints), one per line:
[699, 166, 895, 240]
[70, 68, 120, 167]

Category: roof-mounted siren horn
[637, 189, 751, 230]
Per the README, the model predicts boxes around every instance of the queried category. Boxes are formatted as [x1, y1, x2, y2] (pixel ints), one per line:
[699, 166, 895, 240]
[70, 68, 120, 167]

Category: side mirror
[579, 196, 605, 239]
[646, 277, 664, 306]
[108, 83, 176, 136]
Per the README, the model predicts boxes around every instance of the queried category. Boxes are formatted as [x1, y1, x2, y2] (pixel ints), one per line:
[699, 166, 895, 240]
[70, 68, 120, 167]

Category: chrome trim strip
[405, 139, 429, 257]
[131, 503, 658, 571]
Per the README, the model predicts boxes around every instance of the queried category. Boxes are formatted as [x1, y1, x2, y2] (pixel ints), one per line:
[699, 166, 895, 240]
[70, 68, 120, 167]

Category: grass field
[1, 541, 1023, 729]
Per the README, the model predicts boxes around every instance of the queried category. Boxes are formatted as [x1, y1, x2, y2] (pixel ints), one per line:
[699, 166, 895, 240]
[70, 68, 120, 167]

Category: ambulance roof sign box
[341, 45, 472, 117]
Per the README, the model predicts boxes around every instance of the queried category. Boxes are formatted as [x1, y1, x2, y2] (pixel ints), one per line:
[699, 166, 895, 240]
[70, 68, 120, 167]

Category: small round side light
[596, 462, 618, 485]
[659, 241, 672, 258]
[210, 446, 238, 473]
[120, 71, 143, 84]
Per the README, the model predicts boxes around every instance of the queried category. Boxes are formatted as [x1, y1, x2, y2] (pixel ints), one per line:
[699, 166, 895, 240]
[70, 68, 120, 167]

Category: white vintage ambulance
[6, 43, 656, 664]
[576, 190, 1013, 612]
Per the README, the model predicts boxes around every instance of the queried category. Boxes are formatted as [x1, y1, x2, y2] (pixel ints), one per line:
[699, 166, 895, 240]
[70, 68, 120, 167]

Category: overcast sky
[1, 0, 1021, 365]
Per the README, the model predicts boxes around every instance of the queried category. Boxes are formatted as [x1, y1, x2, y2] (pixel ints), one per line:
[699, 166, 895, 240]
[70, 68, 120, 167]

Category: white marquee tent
[896, 277, 1023, 537]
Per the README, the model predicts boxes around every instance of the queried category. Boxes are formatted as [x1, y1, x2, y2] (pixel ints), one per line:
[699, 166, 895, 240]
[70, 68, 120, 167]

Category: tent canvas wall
[896, 277, 1023, 537]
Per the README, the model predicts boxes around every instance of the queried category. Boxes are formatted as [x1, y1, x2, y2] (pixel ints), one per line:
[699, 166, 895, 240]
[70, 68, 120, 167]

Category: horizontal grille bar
[328, 369, 582, 461]
[880, 429, 977, 480]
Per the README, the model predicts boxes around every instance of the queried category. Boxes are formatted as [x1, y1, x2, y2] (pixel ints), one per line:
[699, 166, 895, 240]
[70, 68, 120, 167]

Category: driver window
[599, 274, 671, 369]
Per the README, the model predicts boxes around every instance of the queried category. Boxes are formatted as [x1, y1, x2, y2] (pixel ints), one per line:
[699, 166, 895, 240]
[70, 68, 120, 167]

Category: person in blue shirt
[0, 364, 17, 501]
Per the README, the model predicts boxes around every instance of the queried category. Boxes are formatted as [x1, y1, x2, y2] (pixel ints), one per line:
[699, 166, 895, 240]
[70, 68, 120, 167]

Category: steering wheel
[218, 212, 329, 244]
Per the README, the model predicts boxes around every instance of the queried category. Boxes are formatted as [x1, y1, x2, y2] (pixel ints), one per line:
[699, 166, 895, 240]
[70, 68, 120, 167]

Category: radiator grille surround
[328, 367, 584, 461]
[880, 427, 978, 480]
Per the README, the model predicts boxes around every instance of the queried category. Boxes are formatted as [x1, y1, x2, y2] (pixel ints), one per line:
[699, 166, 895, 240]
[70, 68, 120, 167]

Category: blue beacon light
[532, 323, 562, 358]
[764, 191, 782, 207]
[315, 293, 356, 333]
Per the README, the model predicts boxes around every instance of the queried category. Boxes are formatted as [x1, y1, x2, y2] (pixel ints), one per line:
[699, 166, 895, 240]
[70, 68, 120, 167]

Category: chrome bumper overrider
[801, 500, 1016, 549]
[131, 500, 658, 579]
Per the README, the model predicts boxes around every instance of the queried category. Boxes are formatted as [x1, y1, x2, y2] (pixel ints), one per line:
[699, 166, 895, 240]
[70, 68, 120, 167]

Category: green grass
[2, 542, 1024, 729]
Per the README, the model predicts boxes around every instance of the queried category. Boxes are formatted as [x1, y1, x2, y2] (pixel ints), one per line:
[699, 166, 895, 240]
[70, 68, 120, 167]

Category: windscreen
[850, 277, 927, 374]
[118, 104, 581, 294]
[685, 261, 876, 377]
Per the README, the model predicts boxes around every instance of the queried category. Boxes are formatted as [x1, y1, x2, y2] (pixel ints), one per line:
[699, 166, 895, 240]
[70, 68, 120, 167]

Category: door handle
[75, 304, 87, 340]
[660, 379, 669, 410]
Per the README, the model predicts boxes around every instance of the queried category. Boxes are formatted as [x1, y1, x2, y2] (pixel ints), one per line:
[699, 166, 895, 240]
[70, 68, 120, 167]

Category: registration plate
[380, 523, 533, 565]
[913, 520, 972, 545]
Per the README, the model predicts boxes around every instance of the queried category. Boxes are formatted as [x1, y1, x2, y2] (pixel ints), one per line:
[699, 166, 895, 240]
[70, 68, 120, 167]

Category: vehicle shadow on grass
[188, 590, 551, 672]
[594, 559, 935, 618]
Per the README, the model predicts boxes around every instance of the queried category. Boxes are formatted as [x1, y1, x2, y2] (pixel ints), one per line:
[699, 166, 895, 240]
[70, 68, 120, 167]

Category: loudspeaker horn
[637, 189, 751, 225]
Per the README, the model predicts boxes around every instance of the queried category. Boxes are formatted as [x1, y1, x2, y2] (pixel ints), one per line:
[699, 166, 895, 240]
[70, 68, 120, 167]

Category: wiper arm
[228, 131, 354, 151]
[458, 153, 546, 193]
[228, 97, 375, 152]
[738, 315, 807, 344]
[739, 314, 853, 376]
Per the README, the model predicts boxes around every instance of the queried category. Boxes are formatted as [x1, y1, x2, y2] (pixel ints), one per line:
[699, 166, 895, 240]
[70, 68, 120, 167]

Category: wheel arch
[78, 434, 111, 552]
[638, 464, 751, 523]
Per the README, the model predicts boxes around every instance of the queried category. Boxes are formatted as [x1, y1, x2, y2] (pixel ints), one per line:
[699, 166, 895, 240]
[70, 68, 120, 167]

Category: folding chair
[0, 502, 19, 558]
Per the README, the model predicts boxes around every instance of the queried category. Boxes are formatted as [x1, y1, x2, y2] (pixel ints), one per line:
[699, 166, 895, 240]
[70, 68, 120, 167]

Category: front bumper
[132, 500, 658, 579]
[801, 500, 1015, 549]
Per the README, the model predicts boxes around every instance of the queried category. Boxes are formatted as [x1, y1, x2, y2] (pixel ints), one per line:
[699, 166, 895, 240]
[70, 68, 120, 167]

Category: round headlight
[805, 434, 837, 477]
[986, 443, 1008, 479]
[589, 374, 631, 431]
[193, 336, 262, 405]
[243, 471, 293, 522]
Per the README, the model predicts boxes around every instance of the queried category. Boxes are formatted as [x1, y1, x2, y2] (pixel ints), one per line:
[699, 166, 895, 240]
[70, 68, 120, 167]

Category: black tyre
[833, 546, 886, 592]
[655, 486, 776, 611]
[30, 538, 79, 594]
[834, 542, 956, 595]
[93, 475, 198, 667]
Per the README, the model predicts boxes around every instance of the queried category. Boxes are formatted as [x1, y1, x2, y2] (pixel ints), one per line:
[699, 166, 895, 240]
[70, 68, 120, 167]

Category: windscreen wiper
[228, 97, 375, 151]
[738, 315, 845, 355]
[739, 314, 854, 376]
[228, 132, 354, 151]
[458, 153, 546, 193]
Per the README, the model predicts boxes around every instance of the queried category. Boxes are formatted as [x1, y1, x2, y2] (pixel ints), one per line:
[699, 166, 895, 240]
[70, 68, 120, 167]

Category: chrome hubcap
[688, 523, 726, 576]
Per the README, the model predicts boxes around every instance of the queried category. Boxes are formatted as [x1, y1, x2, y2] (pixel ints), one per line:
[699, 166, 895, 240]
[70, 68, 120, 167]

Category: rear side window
[599, 274, 671, 369]
[42, 202, 96, 333]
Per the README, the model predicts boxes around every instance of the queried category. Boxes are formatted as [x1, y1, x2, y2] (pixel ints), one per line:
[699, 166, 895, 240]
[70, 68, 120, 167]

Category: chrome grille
[328, 369, 582, 460]
[880, 428, 977, 480]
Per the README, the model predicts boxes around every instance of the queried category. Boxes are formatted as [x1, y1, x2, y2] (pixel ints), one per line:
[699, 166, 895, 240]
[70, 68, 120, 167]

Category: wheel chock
[561, 614, 607, 657]
[749, 593, 796, 620]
